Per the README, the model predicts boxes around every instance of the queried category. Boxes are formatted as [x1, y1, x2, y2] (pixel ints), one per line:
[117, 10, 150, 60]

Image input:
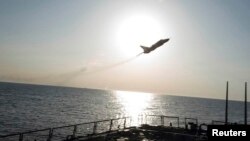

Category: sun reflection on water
[115, 91, 153, 126]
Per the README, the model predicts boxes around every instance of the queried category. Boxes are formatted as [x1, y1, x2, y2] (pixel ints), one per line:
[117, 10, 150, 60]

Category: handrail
[0, 116, 131, 141]
[185, 117, 198, 125]
[146, 115, 180, 127]
[1, 128, 51, 138]
[0, 115, 208, 140]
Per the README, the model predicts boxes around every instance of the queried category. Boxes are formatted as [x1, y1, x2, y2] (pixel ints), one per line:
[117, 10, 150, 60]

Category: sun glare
[115, 90, 153, 126]
[116, 14, 165, 57]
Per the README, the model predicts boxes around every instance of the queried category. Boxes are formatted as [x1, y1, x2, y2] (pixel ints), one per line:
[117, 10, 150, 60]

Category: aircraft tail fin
[140, 46, 150, 53]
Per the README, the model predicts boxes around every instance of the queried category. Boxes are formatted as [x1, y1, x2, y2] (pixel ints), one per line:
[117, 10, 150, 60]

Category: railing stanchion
[161, 116, 164, 126]
[185, 118, 187, 129]
[72, 125, 77, 138]
[109, 119, 113, 131]
[177, 117, 179, 128]
[123, 118, 126, 129]
[129, 117, 132, 126]
[47, 128, 53, 141]
[141, 114, 143, 125]
[93, 122, 97, 134]
[19, 133, 23, 141]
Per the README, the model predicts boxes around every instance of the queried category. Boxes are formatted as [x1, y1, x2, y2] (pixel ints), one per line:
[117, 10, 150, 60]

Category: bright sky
[0, 0, 249, 101]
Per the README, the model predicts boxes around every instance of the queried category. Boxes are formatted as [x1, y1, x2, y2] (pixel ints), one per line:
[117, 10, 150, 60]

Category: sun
[116, 14, 166, 57]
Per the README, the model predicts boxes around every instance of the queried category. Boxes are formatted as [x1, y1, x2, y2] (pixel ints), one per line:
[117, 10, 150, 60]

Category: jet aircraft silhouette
[140, 38, 170, 54]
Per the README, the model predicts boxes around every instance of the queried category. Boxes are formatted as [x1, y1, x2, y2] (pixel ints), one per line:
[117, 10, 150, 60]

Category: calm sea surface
[0, 82, 249, 136]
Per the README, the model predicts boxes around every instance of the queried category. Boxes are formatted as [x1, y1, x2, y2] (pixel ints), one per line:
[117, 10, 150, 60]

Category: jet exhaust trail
[58, 52, 143, 84]
[82, 52, 143, 74]
[91, 52, 143, 73]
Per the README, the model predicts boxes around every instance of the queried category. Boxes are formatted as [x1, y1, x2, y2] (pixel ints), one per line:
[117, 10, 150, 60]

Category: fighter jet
[140, 38, 170, 54]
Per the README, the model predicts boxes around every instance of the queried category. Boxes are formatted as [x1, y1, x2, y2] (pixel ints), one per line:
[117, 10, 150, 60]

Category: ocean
[0, 82, 249, 136]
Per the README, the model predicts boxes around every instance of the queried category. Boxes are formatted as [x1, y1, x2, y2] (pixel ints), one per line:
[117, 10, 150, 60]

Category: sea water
[0, 82, 249, 136]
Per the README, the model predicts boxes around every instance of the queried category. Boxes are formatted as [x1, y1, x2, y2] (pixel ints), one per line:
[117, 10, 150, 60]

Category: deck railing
[145, 115, 180, 127]
[0, 117, 131, 141]
[1, 115, 223, 141]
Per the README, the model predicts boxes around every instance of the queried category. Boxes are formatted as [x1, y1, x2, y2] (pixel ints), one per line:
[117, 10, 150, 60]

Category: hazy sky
[0, 0, 249, 101]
